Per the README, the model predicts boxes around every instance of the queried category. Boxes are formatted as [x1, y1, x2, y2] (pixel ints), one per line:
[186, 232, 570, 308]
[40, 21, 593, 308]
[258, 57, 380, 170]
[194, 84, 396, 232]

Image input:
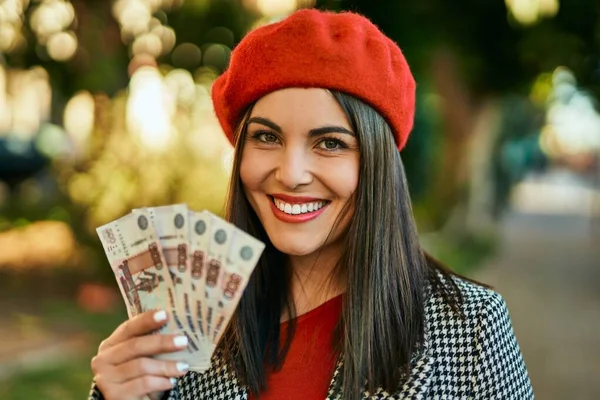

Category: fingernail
[170, 377, 178, 386]
[153, 310, 167, 322]
[176, 362, 189, 372]
[173, 335, 188, 347]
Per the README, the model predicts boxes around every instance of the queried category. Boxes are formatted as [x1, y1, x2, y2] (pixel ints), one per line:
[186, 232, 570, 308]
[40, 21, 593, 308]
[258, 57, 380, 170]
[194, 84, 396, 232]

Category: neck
[283, 241, 346, 321]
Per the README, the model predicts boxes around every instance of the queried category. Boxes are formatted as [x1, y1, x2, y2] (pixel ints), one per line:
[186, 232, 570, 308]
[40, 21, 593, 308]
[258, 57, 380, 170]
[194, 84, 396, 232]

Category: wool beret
[211, 8, 416, 150]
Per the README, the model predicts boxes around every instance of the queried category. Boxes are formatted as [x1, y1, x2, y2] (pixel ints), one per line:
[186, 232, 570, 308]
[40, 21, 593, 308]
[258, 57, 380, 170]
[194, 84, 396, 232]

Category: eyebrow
[247, 116, 355, 137]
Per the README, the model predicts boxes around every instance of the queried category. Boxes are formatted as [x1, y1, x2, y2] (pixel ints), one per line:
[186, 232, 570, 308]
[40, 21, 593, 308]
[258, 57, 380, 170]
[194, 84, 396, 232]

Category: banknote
[202, 213, 235, 342]
[96, 210, 199, 362]
[189, 210, 211, 337]
[143, 204, 200, 344]
[211, 229, 265, 346]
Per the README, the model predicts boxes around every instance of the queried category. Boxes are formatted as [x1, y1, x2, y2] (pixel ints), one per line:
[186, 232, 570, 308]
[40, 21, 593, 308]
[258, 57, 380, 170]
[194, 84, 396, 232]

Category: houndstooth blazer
[89, 275, 534, 399]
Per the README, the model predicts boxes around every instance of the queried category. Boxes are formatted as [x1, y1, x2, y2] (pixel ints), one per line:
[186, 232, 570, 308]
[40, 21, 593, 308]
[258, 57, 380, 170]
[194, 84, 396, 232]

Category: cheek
[239, 150, 256, 189]
[239, 149, 270, 192]
[344, 174, 359, 198]
[325, 159, 359, 200]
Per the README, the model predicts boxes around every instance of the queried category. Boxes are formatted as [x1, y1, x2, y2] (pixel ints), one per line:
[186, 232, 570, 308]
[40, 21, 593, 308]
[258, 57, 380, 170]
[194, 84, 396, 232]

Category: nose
[274, 146, 313, 189]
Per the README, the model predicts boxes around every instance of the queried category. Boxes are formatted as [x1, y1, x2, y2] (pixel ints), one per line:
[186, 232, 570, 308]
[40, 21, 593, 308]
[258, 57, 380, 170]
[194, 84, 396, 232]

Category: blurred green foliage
[0, 300, 127, 399]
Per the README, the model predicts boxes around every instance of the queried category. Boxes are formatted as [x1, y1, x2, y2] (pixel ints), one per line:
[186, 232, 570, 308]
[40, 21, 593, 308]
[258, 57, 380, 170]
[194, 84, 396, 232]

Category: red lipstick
[271, 193, 325, 203]
[268, 194, 329, 223]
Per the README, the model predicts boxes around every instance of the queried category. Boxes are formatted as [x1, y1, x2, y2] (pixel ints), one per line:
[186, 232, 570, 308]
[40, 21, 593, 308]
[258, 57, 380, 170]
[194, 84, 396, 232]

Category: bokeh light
[256, 0, 296, 17]
[0, 65, 10, 134]
[29, 0, 75, 42]
[131, 32, 163, 57]
[126, 65, 175, 150]
[63, 90, 95, 157]
[505, 0, 559, 26]
[26, 0, 78, 60]
[0, 21, 19, 52]
[2, 66, 51, 140]
[152, 24, 176, 55]
[112, 0, 183, 63]
[163, 68, 196, 107]
[172, 42, 202, 70]
[0, 220, 79, 270]
[46, 30, 78, 61]
[0, 0, 29, 53]
[205, 26, 235, 48]
[538, 67, 600, 158]
[202, 43, 230, 71]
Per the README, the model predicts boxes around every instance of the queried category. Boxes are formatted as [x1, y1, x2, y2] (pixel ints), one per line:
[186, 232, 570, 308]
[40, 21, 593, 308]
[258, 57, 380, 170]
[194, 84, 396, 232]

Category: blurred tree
[2, 0, 599, 275]
[318, 0, 599, 233]
[0, 0, 257, 282]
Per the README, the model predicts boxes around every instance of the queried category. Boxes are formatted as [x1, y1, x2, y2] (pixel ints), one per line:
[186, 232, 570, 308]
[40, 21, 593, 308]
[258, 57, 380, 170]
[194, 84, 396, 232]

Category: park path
[471, 179, 600, 400]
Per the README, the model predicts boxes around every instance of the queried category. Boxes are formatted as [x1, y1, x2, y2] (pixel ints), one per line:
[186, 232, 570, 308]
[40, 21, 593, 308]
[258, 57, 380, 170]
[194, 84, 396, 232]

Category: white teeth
[273, 198, 326, 216]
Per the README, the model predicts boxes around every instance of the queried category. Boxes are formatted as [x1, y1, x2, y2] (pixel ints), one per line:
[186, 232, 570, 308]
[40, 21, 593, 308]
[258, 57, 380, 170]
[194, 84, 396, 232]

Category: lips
[268, 194, 330, 223]
[273, 197, 326, 215]
[270, 193, 326, 203]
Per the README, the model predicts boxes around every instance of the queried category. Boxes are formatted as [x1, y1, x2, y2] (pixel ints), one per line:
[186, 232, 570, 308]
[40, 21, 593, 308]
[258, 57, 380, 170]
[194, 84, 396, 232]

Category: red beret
[211, 9, 416, 150]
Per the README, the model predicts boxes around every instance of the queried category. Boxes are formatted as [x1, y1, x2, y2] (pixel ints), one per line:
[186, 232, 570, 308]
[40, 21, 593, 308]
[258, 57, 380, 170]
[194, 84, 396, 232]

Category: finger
[109, 358, 190, 383]
[104, 333, 189, 365]
[104, 376, 176, 400]
[100, 310, 169, 351]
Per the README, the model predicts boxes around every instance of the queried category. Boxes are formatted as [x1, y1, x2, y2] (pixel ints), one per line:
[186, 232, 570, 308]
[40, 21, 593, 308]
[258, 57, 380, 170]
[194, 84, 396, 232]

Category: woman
[89, 9, 534, 400]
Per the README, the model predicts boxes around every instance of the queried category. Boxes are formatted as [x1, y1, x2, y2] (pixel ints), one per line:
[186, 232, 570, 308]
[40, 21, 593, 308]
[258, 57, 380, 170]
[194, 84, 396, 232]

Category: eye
[261, 132, 278, 143]
[317, 138, 345, 150]
[251, 131, 279, 144]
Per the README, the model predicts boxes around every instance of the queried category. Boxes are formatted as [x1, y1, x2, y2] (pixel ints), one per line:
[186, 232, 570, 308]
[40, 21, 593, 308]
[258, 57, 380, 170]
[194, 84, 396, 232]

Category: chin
[267, 233, 322, 257]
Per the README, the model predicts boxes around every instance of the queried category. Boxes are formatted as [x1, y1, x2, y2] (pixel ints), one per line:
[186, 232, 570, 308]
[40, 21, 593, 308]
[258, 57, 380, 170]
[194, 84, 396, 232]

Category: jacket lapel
[324, 345, 435, 399]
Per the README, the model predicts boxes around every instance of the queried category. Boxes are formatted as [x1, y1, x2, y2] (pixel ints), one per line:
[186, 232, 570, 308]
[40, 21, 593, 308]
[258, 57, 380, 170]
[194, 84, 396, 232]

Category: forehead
[249, 88, 351, 130]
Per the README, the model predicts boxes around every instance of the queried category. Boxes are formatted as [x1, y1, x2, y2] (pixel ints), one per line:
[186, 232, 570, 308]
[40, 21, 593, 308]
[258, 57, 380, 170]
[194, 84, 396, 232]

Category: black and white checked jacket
[89, 275, 534, 399]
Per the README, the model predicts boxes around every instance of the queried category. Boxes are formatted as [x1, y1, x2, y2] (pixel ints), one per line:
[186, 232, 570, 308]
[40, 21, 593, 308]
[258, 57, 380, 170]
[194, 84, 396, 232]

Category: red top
[249, 294, 343, 400]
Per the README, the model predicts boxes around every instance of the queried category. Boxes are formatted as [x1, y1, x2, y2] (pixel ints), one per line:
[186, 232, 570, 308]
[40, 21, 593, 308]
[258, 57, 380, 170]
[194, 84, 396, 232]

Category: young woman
[89, 9, 534, 400]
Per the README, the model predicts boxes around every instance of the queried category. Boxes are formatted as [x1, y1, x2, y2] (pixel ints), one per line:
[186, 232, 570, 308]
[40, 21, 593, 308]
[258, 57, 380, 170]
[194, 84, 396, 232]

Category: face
[239, 88, 360, 257]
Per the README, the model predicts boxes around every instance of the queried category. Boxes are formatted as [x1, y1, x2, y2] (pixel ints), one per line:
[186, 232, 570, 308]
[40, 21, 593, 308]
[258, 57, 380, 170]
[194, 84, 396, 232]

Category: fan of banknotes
[96, 204, 265, 372]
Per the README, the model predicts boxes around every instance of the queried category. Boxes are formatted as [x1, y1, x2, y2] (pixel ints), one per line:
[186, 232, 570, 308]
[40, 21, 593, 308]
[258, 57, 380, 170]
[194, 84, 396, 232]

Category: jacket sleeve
[88, 382, 102, 400]
[472, 292, 535, 399]
[88, 381, 179, 400]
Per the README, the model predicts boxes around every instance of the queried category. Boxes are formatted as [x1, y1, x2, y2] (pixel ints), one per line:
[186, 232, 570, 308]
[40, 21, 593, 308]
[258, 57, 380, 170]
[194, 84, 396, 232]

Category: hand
[91, 310, 191, 400]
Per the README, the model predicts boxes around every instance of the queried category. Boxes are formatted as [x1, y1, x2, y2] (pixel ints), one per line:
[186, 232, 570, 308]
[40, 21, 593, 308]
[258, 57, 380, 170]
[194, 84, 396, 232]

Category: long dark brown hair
[221, 90, 482, 399]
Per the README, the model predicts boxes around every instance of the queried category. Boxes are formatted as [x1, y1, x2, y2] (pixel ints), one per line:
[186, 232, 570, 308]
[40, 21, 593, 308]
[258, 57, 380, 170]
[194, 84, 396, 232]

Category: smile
[273, 198, 326, 215]
[268, 194, 330, 223]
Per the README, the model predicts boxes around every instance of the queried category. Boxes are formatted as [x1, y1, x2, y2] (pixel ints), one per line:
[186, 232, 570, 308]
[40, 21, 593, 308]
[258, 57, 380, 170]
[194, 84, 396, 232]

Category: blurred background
[0, 0, 598, 398]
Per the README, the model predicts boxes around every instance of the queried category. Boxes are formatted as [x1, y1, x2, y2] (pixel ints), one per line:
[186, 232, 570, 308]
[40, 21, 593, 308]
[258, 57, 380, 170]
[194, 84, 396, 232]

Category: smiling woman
[240, 88, 358, 261]
[88, 8, 534, 400]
